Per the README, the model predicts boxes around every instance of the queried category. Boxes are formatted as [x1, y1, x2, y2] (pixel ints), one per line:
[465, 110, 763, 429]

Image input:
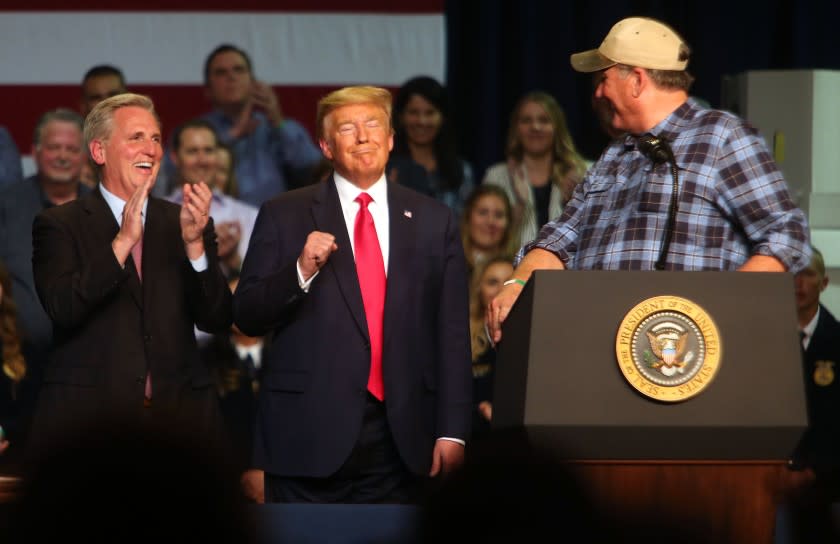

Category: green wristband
[503, 278, 526, 287]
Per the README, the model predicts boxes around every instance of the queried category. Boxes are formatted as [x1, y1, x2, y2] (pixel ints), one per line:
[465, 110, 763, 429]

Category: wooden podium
[493, 271, 807, 543]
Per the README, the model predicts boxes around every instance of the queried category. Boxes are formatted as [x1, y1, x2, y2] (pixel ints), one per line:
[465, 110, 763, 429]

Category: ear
[821, 275, 829, 292]
[318, 138, 334, 160]
[89, 140, 106, 165]
[387, 131, 394, 153]
[631, 67, 647, 98]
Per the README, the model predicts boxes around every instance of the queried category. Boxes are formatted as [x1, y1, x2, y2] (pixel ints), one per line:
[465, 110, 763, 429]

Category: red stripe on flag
[0, 84, 399, 151]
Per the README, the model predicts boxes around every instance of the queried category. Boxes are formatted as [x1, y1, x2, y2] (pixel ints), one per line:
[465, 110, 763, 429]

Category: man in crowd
[29, 94, 231, 447]
[488, 16, 811, 342]
[0, 109, 88, 355]
[0, 126, 22, 189]
[233, 86, 471, 503]
[159, 44, 322, 205]
[168, 118, 258, 278]
[80, 64, 128, 117]
[79, 64, 128, 187]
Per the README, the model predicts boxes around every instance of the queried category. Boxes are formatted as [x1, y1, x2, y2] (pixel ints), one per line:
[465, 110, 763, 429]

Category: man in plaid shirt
[487, 16, 811, 342]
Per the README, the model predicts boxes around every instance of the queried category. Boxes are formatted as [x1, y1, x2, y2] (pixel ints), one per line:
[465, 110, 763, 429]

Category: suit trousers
[265, 393, 423, 504]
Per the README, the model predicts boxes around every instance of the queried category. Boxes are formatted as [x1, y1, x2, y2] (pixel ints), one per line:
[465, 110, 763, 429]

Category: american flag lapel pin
[403, 210, 412, 219]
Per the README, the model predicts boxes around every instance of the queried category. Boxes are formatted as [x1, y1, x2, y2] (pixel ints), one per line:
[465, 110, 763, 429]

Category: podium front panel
[493, 271, 807, 460]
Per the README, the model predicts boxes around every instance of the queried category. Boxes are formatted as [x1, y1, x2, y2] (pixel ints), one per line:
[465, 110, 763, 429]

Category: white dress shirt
[297, 172, 389, 288]
[801, 306, 820, 351]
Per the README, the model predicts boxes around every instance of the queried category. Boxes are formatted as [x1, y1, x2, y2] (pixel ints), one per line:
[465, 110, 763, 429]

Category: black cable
[637, 134, 680, 270]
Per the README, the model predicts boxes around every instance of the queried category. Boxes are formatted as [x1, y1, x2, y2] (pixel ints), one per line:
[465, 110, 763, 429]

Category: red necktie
[354, 193, 386, 400]
[131, 230, 152, 400]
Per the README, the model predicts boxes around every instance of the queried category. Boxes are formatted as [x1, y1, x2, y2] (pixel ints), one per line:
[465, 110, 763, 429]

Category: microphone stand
[638, 134, 679, 271]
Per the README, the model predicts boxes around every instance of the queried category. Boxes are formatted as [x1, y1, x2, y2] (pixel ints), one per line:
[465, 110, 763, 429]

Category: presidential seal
[615, 296, 721, 402]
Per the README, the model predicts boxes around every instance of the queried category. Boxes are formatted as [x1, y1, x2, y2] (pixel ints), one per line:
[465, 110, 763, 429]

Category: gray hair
[32, 108, 84, 146]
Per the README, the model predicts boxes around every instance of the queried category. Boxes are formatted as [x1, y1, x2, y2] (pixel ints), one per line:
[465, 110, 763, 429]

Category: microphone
[638, 133, 674, 164]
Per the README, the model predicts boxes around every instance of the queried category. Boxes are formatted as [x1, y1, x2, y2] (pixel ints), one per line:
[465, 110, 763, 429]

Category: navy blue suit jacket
[234, 177, 472, 478]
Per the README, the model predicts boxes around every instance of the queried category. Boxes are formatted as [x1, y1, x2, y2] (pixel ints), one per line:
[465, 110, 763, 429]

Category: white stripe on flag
[0, 12, 445, 85]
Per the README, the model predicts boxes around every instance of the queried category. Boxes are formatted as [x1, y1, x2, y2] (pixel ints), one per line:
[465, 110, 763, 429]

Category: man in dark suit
[783, 246, 840, 542]
[234, 86, 471, 503]
[29, 93, 232, 448]
[0, 109, 88, 357]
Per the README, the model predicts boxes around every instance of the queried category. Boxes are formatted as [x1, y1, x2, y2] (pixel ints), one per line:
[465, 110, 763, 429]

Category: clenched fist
[298, 231, 338, 280]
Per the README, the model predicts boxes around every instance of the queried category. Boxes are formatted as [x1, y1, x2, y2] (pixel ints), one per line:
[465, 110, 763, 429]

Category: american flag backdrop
[0, 1, 445, 167]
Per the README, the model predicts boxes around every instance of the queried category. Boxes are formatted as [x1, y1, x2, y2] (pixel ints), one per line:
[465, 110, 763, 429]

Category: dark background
[445, 0, 840, 179]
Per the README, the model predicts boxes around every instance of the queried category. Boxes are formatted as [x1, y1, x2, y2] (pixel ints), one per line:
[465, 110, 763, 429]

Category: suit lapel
[85, 189, 143, 308]
[311, 178, 369, 339]
[383, 183, 416, 351]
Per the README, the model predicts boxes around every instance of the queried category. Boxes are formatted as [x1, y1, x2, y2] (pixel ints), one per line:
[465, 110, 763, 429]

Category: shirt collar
[100, 182, 148, 226]
[644, 97, 701, 142]
[234, 341, 264, 369]
[802, 305, 821, 339]
[333, 171, 388, 207]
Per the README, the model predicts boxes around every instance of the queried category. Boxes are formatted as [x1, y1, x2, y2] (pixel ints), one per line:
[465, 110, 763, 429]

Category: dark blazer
[799, 304, 840, 474]
[0, 176, 91, 351]
[234, 177, 472, 478]
[29, 189, 232, 443]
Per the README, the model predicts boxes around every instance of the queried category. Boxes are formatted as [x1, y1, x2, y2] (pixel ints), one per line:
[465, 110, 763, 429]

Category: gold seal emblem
[616, 295, 721, 402]
[814, 360, 835, 387]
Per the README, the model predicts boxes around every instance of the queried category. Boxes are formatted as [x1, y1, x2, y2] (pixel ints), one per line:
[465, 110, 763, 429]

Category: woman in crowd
[483, 91, 587, 247]
[468, 256, 514, 434]
[213, 141, 240, 197]
[0, 260, 33, 468]
[460, 184, 514, 280]
[389, 75, 474, 215]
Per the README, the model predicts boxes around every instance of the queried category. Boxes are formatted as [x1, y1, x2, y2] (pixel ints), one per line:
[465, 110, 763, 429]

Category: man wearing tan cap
[487, 16, 811, 343]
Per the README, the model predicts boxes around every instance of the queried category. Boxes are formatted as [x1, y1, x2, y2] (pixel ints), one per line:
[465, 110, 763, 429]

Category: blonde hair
[506, 91, 586, 204]
[316, 86, 392, 139]
[468, 256, 514, 361]
[0, 262, 26, 384]
[84, 93, 160, 178]
[460, 185, 515, 270]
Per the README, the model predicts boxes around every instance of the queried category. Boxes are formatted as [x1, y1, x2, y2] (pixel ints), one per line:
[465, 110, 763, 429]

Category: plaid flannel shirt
[522, 98, 811, 272]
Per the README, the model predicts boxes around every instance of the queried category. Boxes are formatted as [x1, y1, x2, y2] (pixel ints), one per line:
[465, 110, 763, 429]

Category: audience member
[0, 260, 38, 471]
[0, 127, 22, 190]
[233, 86, 472, 504]
[389, 76, 474, 215]
[200, 276, 267, 503]
[28, 93, 232, 452]
[483, 91, 587, 248]
[420, 430, 608, 542]
[488, 16, 811, 343]
[460, 184, 514, 279]
[0, 109, 88, 357]
[468, 256, 513, 434]
[782, 246, 840, 543]
[79, 64, 128, 117]
[79, 65, 127, 189]
[5, 418, 258, 543]
[213, 140, 239, 196]
[167, 119, 258, 279]
[159, 44, 322, 205]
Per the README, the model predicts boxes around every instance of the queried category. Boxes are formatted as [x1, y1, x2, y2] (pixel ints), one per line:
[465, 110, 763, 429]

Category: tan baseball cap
[570, 17, 689, 73]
